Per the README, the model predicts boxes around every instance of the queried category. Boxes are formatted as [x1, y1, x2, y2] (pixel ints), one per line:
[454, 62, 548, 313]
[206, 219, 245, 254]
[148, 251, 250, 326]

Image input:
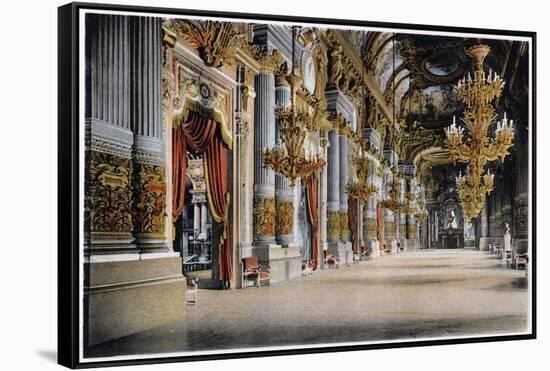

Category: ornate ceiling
[362, 31, 529, 191]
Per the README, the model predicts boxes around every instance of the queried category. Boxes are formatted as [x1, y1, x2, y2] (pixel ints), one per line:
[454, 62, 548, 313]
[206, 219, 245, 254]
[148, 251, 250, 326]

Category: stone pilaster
[339, 135, 350, 242]
[253, 72, 277, 246]
[85, 14, 134, 251]
[130, 16, 167, 250]
[327, 130, 341, 243]
[274, 81, 294, 245]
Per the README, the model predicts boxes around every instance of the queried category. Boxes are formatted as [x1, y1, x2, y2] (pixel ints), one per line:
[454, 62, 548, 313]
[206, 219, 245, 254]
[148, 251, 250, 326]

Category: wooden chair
[323, 250, 340, 268]
[515, 253, 528, 271]
[494, 245, 503, 259]
[242, 256, 269, 288]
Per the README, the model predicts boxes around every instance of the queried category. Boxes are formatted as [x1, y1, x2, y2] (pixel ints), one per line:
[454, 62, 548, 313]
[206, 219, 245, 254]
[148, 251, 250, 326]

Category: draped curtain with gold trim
[305, 176, 319, 270]
[172, 111, 232, 284]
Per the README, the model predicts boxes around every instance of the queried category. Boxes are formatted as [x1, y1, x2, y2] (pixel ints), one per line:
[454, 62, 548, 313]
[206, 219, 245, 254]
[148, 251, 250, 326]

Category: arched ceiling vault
[362, 31, 528, 189]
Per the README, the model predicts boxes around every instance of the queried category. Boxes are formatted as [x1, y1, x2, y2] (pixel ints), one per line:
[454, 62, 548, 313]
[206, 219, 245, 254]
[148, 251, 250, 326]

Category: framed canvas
[58, 2, 536, 368]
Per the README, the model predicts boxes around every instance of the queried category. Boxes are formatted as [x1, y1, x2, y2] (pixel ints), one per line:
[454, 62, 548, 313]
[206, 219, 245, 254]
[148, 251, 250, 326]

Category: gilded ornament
[276, 201, 294, 236]
[133, 164, 166, 234]
[253, 197, 276, 237]
[87, 151, 133, 233]
[174, 20, 241, 68]
[328, 212, 341, 241]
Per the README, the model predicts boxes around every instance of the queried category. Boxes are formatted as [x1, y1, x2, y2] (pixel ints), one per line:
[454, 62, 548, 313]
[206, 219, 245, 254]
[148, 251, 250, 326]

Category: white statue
[447, 209, 458, 229]
[503, 223, 511, 252]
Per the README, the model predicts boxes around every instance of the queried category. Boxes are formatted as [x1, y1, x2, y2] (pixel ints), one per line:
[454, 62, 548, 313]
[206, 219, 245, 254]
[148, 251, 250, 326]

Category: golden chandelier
[445, 44, 514, 222]
[380, 167, 404, 213]
[263, 27, 325, 187]
[346, 139, 379, 204]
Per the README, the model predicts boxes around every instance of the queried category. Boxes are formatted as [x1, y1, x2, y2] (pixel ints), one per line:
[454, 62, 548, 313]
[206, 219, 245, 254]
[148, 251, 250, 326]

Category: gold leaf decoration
[134, 164, 166, 234]
[340, 212, 350, 240]
[328, 212, 341, 241]
[175, 20, 240, 68]
[385, 221, 396, 239]
[86, 151, 133, 233]
[253, 197, 276, 237]
[276, 201, 294, 236]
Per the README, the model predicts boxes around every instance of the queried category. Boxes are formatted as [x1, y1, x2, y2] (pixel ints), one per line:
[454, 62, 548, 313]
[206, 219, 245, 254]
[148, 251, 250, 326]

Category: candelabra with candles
[444, 44, 514, 221]
[380, 167, 404, 213]
[263, 28, 326, 187]
[346, 139, 379, 204]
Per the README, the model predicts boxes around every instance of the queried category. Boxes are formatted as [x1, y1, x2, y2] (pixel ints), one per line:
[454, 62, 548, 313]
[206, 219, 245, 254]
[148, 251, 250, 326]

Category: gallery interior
[83, 13, 531, 352]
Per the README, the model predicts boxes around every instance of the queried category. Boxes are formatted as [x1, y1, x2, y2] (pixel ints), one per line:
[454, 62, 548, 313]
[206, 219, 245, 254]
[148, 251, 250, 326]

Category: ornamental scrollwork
[365, 218, 377, 239]
[385, 221, 396, 238]
[87, 151, 133, 233]
[276, 201, 294, 236]
[133, 164, 166, 234]
[254, 197, 276, 237]
[328, 212, 341, 241]
[174, 20, 241, 68]
[340, 212, 350, 240]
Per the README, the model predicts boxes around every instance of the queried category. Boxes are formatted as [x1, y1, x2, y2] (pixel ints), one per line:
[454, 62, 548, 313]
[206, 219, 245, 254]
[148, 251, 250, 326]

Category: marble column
[478, 203, 490, 250]
[339, 135, 350, 242]
[200, 203, 208, 237]
[129, 16, 167, 250]
[193, 203, 200, 235]
[274, 80, 294, 245]
[319, 143, 328, 253]
[253, 72, 277, 246]
[83, 14, 185, 348]
[85, 14, 134, 251]
[327, 130, 341, 243]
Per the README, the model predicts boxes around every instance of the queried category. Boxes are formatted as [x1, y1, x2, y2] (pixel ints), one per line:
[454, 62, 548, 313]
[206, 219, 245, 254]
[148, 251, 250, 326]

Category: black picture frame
[58, 2, 537, 368]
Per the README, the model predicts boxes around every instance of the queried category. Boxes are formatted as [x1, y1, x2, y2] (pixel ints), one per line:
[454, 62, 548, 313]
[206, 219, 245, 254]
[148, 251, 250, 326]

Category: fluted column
[339, 135, 349, 242]
[129, 17, 166, 250]
[193, 203, 200, 235]
[201, 203, 208, 237]
[274, 80, 294, 245]
[253, 72, 277, 246]
[327, 130, 340, 243]
[85, 14, 134, 251]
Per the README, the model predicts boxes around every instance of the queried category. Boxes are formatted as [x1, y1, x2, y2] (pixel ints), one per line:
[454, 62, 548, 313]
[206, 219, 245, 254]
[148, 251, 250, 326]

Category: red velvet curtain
[205, 135, 231, 283]
[172, 112, 232, 283]
[348, 195, 359, 255]
[305, 176, 319, 270]
[172, 113, 217, 219]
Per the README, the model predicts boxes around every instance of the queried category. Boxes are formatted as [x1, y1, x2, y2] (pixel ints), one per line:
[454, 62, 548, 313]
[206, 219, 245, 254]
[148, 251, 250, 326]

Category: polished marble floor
[86, 249, 529, 358]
